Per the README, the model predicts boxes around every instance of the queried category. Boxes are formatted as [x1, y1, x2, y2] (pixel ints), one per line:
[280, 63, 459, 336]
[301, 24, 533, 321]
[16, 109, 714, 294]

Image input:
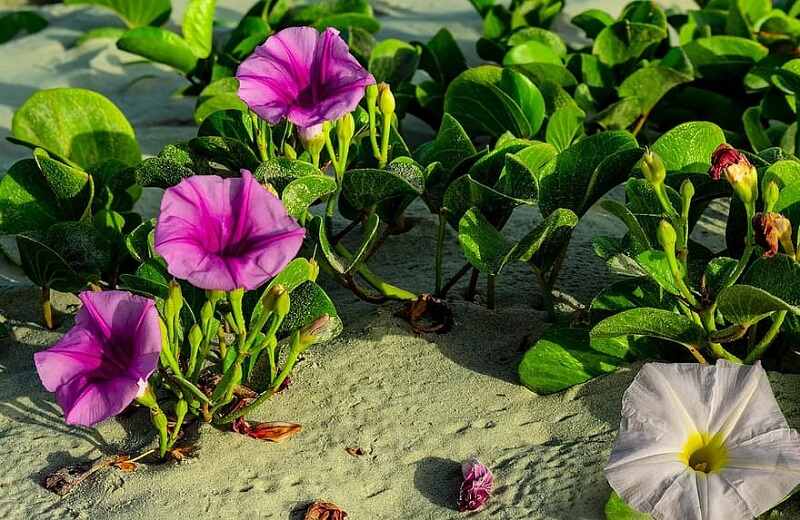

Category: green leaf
[742, 106, 771, 153]
[194, 78, 247, 124]
[717, 284, 798, 326]
[343, 163, 423, 210]
[571, 9, 614, 39]
[682, 36, 768, 80]
[493, 153, 539, 204]
[368, 39, 420, 85]
[278, 281, 341, 341]
[134, 157, 195, 188]
[605, 492, 651, 520]
[250, 258, 318, 327]
[618, 65, 691, 115]
[593, 21, 666, 67]
[0, 159, 60, 235]
[600, 199, 650, 252]
[635, 250, 685, 296]
[33, 148, 94, 221]
[315, 13, 380, 33]
[253, 158, 319, 193]
[12, 88, 140, 170]
[415, 113, 476, 172]
[16, 234, 84, 292]
[117, 27, 198, 73]
[591, 308, 706, 347]
[545, 105, 585, 152]
[503, 40, 562, 66]
[188, 136, 260, 172]
[125, 218, 155, 263]
[649, 121, 725, 174]
[183, 0, 216, 59]
[198, 109, 254, 143]
[64, 0, 171, 27]
[44, 221, 113, 279]
[282, 175, 337, 221]
[761, 160, 800, 226]
[621, 1, 666, 28]
[591, 277, 677, 322]
[703, 257, 737, 299]
[444, 65, 546, 139]
[518, 327, 632, 395]
[0, 11, 47, 44]
[514, 207, 578, 272]
[507, 28, 567, 58]
[592, 97, 641, 131]
[743, 254, 800, 307]
[443, 175, 513, 228]
[538, 131, 641, 216]
[458, 208, 513, 275]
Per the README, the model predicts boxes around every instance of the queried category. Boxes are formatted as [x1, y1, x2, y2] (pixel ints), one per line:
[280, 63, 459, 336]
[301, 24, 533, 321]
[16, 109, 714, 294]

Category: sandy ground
[2, 1, 795, 520]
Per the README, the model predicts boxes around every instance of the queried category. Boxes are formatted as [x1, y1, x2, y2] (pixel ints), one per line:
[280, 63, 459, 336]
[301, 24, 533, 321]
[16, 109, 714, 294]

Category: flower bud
[764, 181, 780, 213]
[308, 258, 320, 281]
[200, 300, 215, 324]
[299, 314, 331, 348]
[709, 144, 758, 204]
[262, 284, 288, 315]
[680, 179, 695, 205]
[458, 457, 493, 512]
[378, 83, 396, 117]
[175, 398, 188, 419]
[657, 220, 677, 253]
[753, 212, 793, 257]
[366, 83, 379, 107]
[297, 123, 326, 157]
[335, 113, 355, 146]
[640, 149, 666, 186]
[188, 323, 203, 350]
[166, 280, 183, 320]
[283, 142, 297, 160]
[136, 383, 158, 408]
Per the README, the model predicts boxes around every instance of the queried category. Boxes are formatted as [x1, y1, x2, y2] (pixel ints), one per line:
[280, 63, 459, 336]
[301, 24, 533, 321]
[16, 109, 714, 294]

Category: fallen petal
[345, 447, 365, 457]
[304, 500, 348, 520]
[458, 457, 494, 512]
[248, 421, 302, 443]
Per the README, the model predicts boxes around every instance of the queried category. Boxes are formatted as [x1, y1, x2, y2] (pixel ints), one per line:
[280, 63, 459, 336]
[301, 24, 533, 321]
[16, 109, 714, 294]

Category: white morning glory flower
[605, 361, 800, 520]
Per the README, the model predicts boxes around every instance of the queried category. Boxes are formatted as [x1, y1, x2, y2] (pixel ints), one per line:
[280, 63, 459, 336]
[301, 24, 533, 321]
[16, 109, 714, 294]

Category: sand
[1, 1, 797, 520]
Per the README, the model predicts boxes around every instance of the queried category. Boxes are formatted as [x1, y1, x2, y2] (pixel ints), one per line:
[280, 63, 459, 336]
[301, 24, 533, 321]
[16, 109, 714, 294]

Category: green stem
[701, 308, 743, 363]
[379, 114, 392, 168]
[435, 213, 446, 294]
[190, 298, 220, 382]
[334, 243, 417, 301]
[745, 311, 787, 363]
[368, 100, 380, 160]
[722, 246, 753, 290]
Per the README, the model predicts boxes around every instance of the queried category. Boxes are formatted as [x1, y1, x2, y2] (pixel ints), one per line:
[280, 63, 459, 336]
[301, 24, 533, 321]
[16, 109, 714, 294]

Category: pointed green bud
[378, 83, 396, 117]
[298, 123, 326, 157]
[175, 398, 188, 419]
[336, 113, 355, 145]
[166, 280, 183, 319]
[262, 284, 287, 313]
[283, 142, 297, 160]
[136, 383, 158, 409]
[200, 300, 214, 324]
[680, 179, 695, 213]
[308, 258, 320, 281]
[188, 323, 203, 350]
[366, 83, 379, 107]
[640, 149, 666, 186]
[764, 181, 780, 213]
[657, 220, 677, 253]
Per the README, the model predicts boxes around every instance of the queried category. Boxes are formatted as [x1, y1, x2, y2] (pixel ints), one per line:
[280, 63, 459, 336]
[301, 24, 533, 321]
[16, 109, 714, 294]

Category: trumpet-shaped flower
[605, 361, 800, 520]
[458, 457, 494, 512]
[34, 291, 161, 427]
[236, 26, 375, 128]
[155, 171, 305, 291]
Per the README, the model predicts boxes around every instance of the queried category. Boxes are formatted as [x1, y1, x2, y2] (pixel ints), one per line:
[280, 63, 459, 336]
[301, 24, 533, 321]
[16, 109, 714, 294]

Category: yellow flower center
[680, 432, 728, 473]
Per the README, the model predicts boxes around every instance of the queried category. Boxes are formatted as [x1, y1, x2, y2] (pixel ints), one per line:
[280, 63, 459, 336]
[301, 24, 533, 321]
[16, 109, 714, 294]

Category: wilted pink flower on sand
[155, 171, 305, 291]
[34, 291, 161, 427]
[458, 457, 493, 512]
[236, 27, 375, 128]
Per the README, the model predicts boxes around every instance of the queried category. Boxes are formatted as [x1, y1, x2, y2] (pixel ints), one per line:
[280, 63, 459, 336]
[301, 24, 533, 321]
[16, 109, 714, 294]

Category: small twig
[437, 263, 472, 298]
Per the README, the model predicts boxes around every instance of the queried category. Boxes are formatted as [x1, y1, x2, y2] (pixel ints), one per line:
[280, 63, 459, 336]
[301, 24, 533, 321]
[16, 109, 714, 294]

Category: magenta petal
[237, 26, 375, 127]
[155, 171, 305, 291]
[35, 290, 162, 427]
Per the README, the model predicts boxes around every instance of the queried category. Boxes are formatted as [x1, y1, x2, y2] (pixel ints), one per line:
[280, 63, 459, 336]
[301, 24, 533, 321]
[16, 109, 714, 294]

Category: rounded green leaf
[717, 284, 798, 326]
[458, 208, 513, 276]
[649, 121, 725, 174]
[117, 27, 199, 73]
[503, 40, 562, 66]
[183, 0, 216, 59]
[0, 159, 60, 235]
[444, 65, 546, 139]
[518, 327, 632, 395]
[282, 175, 337, 220]
[254, 158, 320, 193]
[64, 0, 171, 27]
[593, 21, 666, 67]
[12, 88, 140, 170]
[682, 36, 768, 80]
[368, 39, 420, 85]
[591, 308, 706, 347]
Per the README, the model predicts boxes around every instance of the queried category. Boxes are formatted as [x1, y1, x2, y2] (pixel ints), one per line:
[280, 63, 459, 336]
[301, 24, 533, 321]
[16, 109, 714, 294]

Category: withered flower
[753, 212, 793, 257]
[232, 418, 302, 443]
[708, 144, 758, 204]
[304, 500, 348, 520]
[458, 457, 494, 512]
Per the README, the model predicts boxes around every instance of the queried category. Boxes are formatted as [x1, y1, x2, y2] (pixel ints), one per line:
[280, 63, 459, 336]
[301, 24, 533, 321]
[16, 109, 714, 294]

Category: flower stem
[378, 114, 392, 169]
[701, 308, 743, 363]
[745, 311, 787, 363]
[435, 213, 446, 294]
[368, 98, 380, 161]
[334, 243, 417, 301]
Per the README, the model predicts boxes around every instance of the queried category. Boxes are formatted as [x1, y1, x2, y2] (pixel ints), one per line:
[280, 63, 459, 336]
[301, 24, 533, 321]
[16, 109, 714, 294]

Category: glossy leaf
[33, 149, 94, 221]
[593, 21, 666, 67]
[254, 158, 319, 193]
[717, 284, 798, 326]
[12, 88, 140, 170]
[16, 234, 84, 292]
[682, 36, 768, 80]
[618, 65, 691, 115]
[188, 136, 260, 172]
[649, 121, 725, 174]
[282, 175, 337, 221]
[591, 308, 706, 347]
[369, 39, 420, 85]
[183, 0, 216, 59]
[117, 27, 199, 73]
[545, 105, 584, 152]
[64, 0, 170, 27]
[518, 327, 632, 395]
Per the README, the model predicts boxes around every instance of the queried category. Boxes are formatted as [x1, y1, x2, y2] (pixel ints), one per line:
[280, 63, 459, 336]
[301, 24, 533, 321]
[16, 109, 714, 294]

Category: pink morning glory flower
[458, 456, 494, 512]
[236, 26, 375, 128]
[34, 291, 162, 427]
[154, 170, 305, 291]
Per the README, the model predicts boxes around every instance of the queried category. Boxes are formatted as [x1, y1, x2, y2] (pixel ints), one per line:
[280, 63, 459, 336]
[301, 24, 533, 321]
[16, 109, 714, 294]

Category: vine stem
[745, 311, 787, 363]
[435, 213, 446, 294]
[41, 286, 54, 330]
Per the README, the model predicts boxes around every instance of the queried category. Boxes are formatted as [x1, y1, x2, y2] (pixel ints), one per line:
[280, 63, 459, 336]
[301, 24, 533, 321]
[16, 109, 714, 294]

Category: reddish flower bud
[709, 144, 748, 181]
[752, 212, 793, 257]
[458, 457, 494, 512]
